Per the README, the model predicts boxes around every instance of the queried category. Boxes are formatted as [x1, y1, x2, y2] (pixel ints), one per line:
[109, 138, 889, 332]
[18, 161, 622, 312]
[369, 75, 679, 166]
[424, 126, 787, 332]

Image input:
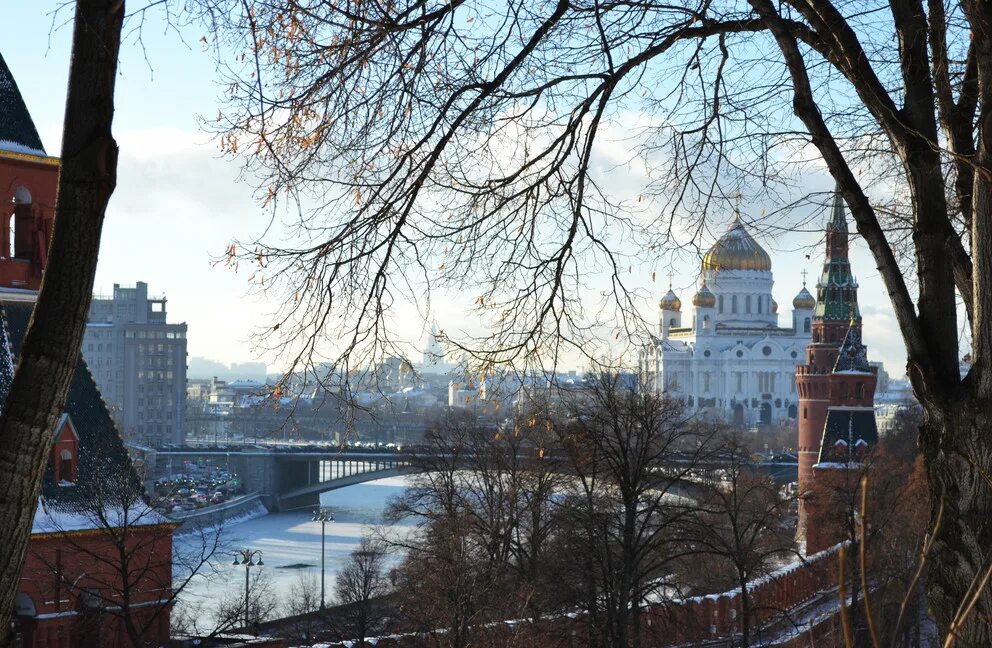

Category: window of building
[840, 383, 849, 399]
[856, 382, 864, 398]
[804, 318, 811, 333]
[746, 295, 751, 314]
[718, 295, 724, 313]
[59, 450, 74, 484]
[732, 295, 738, 313]
[803, 407, 807, 419]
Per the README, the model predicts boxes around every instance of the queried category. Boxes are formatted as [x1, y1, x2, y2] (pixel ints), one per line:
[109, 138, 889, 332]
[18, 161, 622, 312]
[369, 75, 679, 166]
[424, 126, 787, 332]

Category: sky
[3, 3, 911, 379]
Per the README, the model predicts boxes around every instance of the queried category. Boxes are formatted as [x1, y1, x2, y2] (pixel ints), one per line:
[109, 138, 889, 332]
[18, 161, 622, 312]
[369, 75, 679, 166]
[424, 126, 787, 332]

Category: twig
[859, 476, 880, 648]
[839, 546, 855, 648]
[890, 495, 944, 648]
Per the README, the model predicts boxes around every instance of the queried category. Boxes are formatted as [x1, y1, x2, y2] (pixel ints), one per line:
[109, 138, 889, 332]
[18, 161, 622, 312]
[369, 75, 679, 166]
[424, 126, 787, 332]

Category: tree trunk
[0, 0, 123, 641]
[922, 399, 992, 644]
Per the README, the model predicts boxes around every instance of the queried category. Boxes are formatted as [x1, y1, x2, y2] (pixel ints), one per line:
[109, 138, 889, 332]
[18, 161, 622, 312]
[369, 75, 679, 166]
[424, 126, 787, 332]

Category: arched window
[59, 449, 74, 483]
[703, 315, 711, 330]
[804, 318, 811, 333]
[856, 382, 864, 398]
[803, 407, 807, 419]
[746, 295, 752, 314]
[10, 187, 33, 260]
[732, 295, 738, 313]
[668, 317, 676, 328]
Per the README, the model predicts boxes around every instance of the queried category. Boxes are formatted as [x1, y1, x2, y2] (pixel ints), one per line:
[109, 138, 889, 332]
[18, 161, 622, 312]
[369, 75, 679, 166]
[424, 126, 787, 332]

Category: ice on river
[174, 475, 415, 631]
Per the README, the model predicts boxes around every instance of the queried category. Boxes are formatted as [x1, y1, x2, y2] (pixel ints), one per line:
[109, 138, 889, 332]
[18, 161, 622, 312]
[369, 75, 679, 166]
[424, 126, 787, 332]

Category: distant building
[83, 281, 188, 446]
[639, 209, 813, 426]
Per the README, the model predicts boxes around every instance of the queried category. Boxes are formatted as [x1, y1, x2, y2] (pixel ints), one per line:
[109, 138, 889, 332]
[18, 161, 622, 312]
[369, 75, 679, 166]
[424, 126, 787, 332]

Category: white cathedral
[639, 212, 816, 427]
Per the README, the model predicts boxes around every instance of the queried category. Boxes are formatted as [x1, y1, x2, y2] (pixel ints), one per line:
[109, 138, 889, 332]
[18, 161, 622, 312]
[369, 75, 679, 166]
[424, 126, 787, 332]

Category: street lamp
[231, 548, 264, 629]
[312, 507, 335, 608]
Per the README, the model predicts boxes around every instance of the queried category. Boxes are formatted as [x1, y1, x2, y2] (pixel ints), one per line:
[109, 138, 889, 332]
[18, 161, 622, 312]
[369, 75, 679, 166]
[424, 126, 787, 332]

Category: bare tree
[556, 374, 714, 648]
[333, 536, 391, 645]
[186, 1, 992, 635]
[279, 569, 323, 644]
[0, 0, 124, 636]
[688, 436, 796, 647]
[28, 472, 226, 648]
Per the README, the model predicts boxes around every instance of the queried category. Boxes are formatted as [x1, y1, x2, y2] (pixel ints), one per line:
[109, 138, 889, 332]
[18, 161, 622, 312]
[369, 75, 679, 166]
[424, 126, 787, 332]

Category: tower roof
[0, 53, 46, 157]
[793, 286, 816, 310]
[827, 185, 847, 233]
[660, 288, 682, 312]
[702, 213, 772, 272]
[833, 319, 871, 373]
[0, 299, 143, 515]
[691, 282, 716, 307]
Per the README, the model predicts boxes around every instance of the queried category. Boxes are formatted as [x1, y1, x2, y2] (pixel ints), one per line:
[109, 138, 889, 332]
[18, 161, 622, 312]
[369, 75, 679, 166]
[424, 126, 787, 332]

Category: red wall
[0, 151, 58, 290]
[15, 524, 175, 648]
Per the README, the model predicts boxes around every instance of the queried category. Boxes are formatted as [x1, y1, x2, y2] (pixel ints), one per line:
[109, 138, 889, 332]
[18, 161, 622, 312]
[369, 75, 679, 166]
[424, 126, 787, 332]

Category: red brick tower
[0, 53, 57, 290]
[795, 188, 876, 548]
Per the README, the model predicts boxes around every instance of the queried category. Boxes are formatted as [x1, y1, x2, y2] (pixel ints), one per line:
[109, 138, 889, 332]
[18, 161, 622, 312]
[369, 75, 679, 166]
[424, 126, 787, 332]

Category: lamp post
[312, 507, 335, 608]
[231, 548, 263, 628]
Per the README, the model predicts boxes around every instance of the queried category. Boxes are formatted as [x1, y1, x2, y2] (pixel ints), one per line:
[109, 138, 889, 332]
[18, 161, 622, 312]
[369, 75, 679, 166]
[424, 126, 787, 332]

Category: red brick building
[795, 189, 879, 553]
[1, 52, 176, 647]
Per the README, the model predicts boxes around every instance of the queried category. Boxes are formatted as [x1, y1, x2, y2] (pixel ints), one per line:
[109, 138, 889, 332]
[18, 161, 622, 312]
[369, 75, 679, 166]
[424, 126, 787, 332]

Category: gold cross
[801, 269, 808, 286]
[667, 272, 674, 289]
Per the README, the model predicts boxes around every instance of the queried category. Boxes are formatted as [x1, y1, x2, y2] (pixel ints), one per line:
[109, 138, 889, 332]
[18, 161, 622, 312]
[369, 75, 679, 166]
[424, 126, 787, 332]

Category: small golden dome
[772, 299, 779, 314]
[702, 215, 772, 272]
[793, 286, 816, 309]
[660, 289, 681, 312]
[692, 283, 716, 308]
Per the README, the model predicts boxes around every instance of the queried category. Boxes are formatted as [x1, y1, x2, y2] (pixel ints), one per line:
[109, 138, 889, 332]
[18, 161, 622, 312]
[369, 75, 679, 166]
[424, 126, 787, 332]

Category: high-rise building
[795, 187, 879, 552]
[83, 282, 188, 446]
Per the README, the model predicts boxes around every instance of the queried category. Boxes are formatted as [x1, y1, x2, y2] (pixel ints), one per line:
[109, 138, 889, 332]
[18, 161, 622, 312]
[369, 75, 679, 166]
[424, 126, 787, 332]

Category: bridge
[151, 444, 798, 512]
[153, 447, 415, 510]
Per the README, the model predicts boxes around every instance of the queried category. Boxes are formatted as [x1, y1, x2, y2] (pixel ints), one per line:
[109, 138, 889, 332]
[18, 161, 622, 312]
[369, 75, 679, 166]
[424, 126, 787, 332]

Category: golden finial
[667, 271, 674, 289]
[801, 269, 808, 286]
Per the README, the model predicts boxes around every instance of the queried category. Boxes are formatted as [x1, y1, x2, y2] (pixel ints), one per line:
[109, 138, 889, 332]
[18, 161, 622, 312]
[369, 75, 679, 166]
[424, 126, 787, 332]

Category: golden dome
[702, 215, 772, 272]
[692, 283, 716, 308]
[772, 299, 779, 314]
[660, 289, 681, 312]
[793, 286, 816, 309]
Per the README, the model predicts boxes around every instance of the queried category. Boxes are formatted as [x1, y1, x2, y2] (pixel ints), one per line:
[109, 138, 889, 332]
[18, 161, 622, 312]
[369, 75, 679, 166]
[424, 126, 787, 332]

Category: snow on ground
[174, 475, 415, 630]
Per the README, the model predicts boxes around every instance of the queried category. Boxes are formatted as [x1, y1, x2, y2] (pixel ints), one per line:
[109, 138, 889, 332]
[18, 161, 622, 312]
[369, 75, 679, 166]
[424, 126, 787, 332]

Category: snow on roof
[31, 499, 171, 535]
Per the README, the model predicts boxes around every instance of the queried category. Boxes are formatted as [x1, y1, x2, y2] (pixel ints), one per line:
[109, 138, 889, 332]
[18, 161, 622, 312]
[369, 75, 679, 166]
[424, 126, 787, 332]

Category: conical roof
[828, 185, 847, 233]
[702, 213, 772, 272]
[0, 53, 46, 156]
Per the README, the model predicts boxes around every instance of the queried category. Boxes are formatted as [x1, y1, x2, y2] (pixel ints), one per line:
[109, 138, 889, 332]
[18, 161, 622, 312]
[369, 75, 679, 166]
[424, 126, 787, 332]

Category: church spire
[827, 184, 848, 233]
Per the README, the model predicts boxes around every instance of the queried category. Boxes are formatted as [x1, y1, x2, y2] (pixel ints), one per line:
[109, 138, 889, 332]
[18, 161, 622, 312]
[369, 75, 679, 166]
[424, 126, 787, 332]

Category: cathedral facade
[640, 210, 816, 427]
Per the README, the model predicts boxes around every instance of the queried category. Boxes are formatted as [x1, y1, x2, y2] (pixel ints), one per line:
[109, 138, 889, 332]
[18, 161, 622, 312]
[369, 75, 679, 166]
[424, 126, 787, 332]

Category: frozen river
[174, 475, 414, 631]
